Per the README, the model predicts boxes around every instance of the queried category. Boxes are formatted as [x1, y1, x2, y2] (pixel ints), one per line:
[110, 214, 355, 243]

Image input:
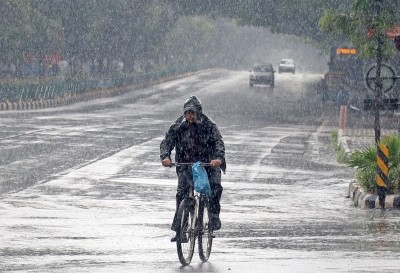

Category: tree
[319, 0, 400, 57]
[166, 0, 342, 48]
[2, 0, 356, 77]
[31, 0, 177, 74]
[163, 16, 218, 66]
[0, 0, 59, 66]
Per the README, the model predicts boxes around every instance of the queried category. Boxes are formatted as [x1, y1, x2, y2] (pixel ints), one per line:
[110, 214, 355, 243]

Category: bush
[346, 135, 400, 193]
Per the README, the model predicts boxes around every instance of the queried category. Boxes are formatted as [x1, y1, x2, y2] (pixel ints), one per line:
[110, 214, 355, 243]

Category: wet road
[0, 69, 400, 272]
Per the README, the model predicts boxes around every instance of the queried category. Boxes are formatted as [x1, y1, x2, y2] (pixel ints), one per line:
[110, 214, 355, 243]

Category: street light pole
[374, 0, 383, 144]
[374, 0, 388, 208]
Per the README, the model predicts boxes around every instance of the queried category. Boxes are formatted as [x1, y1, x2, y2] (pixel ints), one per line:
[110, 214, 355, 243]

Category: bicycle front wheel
[176, 198, 196, 266]
[198, 196, 213, 262]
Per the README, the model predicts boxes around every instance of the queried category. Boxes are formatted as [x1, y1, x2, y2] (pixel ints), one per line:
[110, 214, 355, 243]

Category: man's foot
[210, 216, 221, 231]
[171, 234, 189, 243]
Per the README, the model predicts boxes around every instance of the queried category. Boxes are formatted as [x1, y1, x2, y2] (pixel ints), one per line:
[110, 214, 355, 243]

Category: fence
[0, 64, 210, 103]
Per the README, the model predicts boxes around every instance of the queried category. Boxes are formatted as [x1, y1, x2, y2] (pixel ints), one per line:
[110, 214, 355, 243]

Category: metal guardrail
[0, 64, 210, 102]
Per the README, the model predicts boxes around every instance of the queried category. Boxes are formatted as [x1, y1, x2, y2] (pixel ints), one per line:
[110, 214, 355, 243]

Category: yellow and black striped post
[376, 144, 389, 208]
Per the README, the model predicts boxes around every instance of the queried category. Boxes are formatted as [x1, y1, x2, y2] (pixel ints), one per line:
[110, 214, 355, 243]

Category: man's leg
[171, 167, 192, 232]
[207, 167, 223, 230]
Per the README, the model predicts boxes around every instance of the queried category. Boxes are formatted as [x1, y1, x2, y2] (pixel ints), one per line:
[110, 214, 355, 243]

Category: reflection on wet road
[0, 70, 400, 272]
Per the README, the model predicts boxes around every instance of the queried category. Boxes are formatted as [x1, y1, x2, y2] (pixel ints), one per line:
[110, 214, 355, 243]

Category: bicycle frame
[184, 187, 203, 238]
[171, 162, 214, 265]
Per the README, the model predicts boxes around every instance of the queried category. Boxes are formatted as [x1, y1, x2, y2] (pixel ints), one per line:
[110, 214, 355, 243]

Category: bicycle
[171, 162, 214, 266]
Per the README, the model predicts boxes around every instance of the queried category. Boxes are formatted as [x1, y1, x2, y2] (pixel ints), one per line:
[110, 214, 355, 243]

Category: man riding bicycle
[160, 96, 226, 242]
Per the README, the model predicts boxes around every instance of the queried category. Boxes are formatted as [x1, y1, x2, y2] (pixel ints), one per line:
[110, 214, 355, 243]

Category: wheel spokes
[178, 206, 195, 264]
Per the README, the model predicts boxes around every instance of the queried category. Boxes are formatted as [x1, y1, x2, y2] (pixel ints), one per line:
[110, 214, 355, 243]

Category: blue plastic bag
[192, 161, 211, 197]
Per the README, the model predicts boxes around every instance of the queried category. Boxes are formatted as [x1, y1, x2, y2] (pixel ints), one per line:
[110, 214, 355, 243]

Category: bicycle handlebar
[171, 162, 212, 167]
[168, 162, 225, 174]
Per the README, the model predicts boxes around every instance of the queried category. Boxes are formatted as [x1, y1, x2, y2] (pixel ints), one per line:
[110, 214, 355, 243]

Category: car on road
[249, 63, 275, 87]
[278, 59, 295, 74]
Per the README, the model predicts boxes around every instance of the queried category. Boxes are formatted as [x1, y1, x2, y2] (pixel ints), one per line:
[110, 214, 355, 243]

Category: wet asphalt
[0, 69, 400, 272]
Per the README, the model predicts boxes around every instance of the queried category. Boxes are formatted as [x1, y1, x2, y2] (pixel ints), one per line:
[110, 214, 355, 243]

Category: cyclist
[160, 95, 226, 242]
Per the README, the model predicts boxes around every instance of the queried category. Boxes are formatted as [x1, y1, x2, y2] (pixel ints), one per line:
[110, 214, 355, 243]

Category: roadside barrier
[0, 64, 214, 111]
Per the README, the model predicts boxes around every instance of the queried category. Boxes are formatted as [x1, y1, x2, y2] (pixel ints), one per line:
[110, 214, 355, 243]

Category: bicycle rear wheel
[198, 196, 213, 262]
[176, 198, 196, 266]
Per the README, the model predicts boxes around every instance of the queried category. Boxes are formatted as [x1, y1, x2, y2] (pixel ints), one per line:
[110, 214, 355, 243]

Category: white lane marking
[41, 126, 316, 188]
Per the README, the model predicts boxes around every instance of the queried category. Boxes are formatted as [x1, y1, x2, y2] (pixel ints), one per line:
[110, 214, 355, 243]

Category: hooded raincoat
[160, 96, 225, 230]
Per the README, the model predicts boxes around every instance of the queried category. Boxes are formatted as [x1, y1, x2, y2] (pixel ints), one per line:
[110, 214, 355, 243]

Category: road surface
[1, 69, 399, 272]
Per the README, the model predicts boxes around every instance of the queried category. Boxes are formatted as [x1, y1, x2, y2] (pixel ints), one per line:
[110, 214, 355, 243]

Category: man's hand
[161, 158, 172, 167]
[210, 159, 222, 168]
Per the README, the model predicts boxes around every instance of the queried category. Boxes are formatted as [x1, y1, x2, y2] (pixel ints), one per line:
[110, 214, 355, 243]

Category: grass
[330, 130, 348, 164]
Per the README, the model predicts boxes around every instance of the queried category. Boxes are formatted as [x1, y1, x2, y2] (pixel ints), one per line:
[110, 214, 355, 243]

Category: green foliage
[6, 0, 398, 76]
[0, 0, 59, 64]
[319, 10, 355, 36]
[346, 135, 400, 192]
[168, 0, 344, 49]
[1, 0, 178, 72]
[346, 145, 377, 191]
[330, 130, 348, 163]
[163, 16, 217, 65]
[2, 0, 384, 71]
[331, 130, 338, 143]
[319, 0, 400, 58]
[383, 135, 400, 190]
[336, 145, 348, 164]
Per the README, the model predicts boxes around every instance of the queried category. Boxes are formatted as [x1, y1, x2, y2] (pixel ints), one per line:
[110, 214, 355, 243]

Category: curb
[348, 180, 400, 209]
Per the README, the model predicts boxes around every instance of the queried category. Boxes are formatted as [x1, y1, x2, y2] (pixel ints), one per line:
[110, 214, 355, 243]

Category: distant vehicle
[278, 59, 295, 74]
[321, 46, 365, 106]
[249, 63, 275, 87]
